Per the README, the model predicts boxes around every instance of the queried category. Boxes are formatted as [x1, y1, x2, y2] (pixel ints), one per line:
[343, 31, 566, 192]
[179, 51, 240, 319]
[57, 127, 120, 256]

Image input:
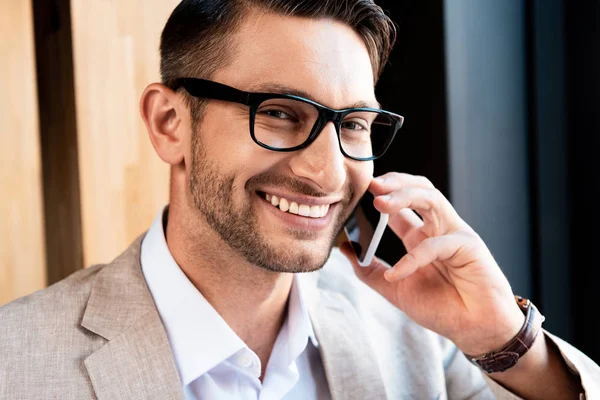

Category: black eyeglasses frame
[172, 77, 404, 161]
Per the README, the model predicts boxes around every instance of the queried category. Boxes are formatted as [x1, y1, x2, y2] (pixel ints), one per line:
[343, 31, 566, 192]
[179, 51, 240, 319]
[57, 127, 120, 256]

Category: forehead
[212, 10, 377, 110]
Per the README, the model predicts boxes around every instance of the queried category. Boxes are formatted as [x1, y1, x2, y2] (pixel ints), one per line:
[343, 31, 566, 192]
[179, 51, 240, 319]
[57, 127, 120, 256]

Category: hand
[340, 172, 526, 356]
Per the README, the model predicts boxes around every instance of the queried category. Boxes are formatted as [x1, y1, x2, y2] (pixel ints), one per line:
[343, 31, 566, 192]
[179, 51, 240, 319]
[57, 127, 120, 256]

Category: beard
[188, 130, 355, 273]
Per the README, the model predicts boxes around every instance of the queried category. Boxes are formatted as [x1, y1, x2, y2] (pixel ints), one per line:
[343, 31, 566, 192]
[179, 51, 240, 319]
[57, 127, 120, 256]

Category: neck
[166, 203, 293, 377]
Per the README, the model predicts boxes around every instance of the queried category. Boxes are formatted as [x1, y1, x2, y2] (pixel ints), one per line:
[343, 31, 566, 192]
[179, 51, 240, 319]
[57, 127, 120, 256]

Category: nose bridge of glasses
[314, 107, 345, 135]
[321, 107, 344, 125]
[307, 107, 344, 147]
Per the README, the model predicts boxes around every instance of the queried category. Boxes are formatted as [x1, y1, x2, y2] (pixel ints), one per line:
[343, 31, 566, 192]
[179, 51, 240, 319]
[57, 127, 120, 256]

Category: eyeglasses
[172, 78, 404, 161]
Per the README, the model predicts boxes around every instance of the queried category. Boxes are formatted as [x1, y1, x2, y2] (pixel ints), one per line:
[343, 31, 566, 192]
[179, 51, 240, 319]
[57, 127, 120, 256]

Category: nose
[288, 121, 347, 194]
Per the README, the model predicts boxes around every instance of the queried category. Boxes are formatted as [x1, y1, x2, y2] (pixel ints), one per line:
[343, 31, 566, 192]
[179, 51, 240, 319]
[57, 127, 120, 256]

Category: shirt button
[250, 363, 261, 378]
[237, 353, 253, 368]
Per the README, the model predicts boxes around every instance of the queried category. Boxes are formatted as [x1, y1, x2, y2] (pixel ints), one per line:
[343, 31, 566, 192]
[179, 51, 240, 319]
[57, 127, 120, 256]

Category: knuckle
[422, 236, 438, 248]
[399, 186, 411, 196]
[432, 187, 445, 201]
[415, 175, 434, 188]
[423, 188, 438, 210]
[382, 171, 398, 182]
[455, 228, 479, 242]
[394, 187, 409, 203]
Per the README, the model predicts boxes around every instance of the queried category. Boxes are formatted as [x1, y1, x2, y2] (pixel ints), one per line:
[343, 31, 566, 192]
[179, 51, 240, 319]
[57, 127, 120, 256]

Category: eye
[341, 120, 369, 131]
[260, 109, 296, 121]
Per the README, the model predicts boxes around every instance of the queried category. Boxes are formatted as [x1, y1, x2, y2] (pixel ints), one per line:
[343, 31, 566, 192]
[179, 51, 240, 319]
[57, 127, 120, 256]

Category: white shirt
[140, 208, 330, 400]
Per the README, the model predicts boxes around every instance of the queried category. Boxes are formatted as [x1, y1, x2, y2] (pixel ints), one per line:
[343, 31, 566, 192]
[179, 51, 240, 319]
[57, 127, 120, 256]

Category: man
[1, 0, 599, 399]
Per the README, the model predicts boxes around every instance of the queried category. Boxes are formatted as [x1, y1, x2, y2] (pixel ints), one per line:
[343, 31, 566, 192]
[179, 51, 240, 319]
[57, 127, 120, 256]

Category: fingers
[384, 233, 466, 282]
[374, 186, 463, 236]
[367, 172, 470, 255]
[370, 172, 435, 195]
[389, 208, 424, 237]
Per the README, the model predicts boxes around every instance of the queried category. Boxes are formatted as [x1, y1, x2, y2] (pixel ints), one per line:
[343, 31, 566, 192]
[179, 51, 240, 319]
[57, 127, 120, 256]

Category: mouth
[257, 191, 332, 219]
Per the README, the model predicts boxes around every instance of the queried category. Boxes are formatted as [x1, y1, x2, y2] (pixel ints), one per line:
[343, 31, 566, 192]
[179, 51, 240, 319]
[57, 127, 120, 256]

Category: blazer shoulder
[0, 263, 105, 327]
[0, 265, 112, 398]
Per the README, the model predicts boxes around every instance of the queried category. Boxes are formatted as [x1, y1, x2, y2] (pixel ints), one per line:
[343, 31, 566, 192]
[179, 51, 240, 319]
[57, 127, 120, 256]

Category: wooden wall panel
[33, 0, 84, 286]
[70, 0, 178, 265]
[0, 0, 47, 305]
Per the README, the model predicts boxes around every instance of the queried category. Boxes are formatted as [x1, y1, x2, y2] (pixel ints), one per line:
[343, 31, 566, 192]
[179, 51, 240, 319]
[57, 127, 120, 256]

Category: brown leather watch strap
[465, 295, 545, 374]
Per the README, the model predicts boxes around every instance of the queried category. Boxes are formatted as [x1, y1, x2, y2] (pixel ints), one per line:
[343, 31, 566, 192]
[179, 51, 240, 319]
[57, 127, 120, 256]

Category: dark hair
[160, 0, 396, 88]
[160, 0, 396, 125]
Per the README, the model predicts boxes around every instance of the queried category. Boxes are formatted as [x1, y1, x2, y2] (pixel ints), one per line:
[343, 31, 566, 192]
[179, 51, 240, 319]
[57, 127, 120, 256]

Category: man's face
[187, 11, 376, 273]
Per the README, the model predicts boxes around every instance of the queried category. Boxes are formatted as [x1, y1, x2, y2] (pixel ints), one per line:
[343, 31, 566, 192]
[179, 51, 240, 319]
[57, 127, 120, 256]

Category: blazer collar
[81, 234, 184, 400]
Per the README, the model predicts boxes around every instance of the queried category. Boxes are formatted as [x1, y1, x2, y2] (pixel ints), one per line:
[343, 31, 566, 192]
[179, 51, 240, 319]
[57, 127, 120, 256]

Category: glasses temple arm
[172, 78, 250, 105]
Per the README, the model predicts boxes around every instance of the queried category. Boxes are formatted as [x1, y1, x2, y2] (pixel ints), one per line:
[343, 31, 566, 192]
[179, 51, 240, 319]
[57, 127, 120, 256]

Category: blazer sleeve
[444, 330, 600, 399]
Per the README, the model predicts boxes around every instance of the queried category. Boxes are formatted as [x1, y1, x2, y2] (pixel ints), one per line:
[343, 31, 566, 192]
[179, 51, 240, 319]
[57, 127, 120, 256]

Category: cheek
[349, 161, 374, 197]
[220, 116, 288, 169]
[195, 112, 259, 170]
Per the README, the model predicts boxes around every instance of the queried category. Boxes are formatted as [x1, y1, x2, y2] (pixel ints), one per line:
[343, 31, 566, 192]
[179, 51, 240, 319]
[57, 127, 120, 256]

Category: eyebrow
[249, 82, 382, 110]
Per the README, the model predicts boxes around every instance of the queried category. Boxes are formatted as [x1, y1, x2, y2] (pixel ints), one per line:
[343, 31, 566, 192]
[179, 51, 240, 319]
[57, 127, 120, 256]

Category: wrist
[487, 330, 584, 399]
[463, 296, 545, 374]
[457, 298, 526, 356]
[488, 327, 546, 379]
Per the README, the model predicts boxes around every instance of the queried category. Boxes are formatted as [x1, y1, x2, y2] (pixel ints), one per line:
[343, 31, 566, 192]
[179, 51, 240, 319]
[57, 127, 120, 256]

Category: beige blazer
[1, 235, 599, 399]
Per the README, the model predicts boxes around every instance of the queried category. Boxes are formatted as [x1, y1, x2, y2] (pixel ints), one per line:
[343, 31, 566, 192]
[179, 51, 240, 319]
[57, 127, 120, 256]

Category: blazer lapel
[79, 234, 387, 399]
[306, 280, 388, 400]
[81, 236, 183, 400]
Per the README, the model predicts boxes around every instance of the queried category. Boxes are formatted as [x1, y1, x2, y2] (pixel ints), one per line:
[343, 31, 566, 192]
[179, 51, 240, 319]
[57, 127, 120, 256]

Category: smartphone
[342, 193, 389, 267]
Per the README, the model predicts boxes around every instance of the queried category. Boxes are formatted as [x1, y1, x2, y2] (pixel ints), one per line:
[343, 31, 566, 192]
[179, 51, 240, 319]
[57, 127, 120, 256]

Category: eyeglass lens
[253, 98, 394, 159]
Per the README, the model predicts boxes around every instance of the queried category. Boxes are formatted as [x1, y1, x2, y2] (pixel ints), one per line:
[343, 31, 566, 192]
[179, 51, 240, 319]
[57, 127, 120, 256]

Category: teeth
[298, 205, 310, 217]
[310, 205, 321, 218]
[263, 192, 331, 219]
[279, 198, 289, 212]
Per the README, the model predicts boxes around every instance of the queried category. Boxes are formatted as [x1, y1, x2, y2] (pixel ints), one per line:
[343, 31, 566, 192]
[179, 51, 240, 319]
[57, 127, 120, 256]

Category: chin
[253, 238, 334, 274]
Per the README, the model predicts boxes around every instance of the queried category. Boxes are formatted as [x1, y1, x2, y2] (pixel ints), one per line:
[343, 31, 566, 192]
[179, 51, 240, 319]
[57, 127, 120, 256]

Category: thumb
[339, 241, 397, 300]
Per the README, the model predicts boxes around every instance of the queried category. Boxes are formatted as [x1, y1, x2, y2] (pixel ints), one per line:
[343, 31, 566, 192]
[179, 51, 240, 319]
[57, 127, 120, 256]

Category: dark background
[364, 0, 600, 364]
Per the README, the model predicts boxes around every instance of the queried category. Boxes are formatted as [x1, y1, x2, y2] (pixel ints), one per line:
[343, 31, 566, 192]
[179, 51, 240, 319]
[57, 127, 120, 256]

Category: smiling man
[1, 1, 599, 399]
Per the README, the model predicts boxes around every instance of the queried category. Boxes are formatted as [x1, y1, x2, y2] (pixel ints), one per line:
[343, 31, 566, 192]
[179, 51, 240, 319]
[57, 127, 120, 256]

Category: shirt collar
[141, 206, 318, 385]
[290, 274, 319, 350]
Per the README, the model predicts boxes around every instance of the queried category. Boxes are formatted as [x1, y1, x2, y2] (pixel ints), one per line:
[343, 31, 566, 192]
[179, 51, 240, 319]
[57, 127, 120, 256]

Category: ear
[140, 83, 186, 166]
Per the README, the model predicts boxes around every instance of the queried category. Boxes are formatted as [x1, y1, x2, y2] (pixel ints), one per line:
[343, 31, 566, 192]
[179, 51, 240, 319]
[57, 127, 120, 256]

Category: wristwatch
[465, 295, 545, 374]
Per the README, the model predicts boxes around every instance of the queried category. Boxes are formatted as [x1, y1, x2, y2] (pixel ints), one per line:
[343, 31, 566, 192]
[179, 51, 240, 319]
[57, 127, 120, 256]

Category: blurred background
[1, 0, 598, 364]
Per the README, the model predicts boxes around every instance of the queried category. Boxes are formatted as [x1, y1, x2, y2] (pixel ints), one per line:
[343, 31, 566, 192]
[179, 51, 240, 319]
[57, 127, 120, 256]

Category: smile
[260, 192, 331, 219]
